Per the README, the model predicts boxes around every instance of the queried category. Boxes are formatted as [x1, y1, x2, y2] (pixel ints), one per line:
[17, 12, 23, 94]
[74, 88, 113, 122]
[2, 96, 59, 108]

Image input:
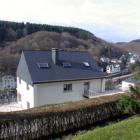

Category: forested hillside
[116, 39, 140, 54]
[0, 20, 125, 75]
[0, 20, 94, 43]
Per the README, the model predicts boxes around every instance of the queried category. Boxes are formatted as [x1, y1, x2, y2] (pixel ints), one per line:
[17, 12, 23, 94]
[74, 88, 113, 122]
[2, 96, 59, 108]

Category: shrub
[117, 95, 140, 115]
[130, 85, 140, 99]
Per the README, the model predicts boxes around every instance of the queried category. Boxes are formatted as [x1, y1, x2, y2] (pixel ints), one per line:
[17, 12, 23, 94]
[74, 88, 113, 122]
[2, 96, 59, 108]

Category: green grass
[73, 116, 140, 140]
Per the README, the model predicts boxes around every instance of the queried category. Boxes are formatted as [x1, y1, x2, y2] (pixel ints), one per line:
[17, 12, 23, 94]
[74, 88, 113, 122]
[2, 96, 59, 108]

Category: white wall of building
[122, 81, 135, 91]
[106, 64, 120, 74]
[17, 77, 34, 109]
[34, 79, 104, 107]
[16, 53, 34, 109]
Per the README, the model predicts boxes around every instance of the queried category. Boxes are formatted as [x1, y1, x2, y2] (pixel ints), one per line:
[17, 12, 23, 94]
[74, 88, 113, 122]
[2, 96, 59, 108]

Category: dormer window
[83, 62, 90, 67]
[62, 62, 72, 68]
[37, 62, 50, 69]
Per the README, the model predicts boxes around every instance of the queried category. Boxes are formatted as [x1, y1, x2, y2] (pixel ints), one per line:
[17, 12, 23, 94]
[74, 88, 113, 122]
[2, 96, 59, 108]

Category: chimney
[52, 48, 59, 64]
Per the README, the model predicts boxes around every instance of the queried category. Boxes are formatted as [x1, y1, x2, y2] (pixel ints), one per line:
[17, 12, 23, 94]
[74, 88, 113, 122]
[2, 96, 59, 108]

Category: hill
[0, 20, 97, 42]
[0, 20, 124, 75]
[116, 39, 140, 54]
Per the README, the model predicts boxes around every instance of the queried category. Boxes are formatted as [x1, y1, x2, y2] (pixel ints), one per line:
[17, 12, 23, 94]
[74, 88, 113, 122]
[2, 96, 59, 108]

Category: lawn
[73, 116, 140, 140]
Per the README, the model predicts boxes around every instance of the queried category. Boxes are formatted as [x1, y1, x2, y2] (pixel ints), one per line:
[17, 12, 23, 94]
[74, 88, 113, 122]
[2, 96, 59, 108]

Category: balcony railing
[83, 90, 99, 98]
[83, 88, 124, 99]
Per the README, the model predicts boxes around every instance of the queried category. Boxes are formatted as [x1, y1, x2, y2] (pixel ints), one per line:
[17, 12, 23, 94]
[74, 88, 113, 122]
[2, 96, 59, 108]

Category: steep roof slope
[23, 50, 105, 84]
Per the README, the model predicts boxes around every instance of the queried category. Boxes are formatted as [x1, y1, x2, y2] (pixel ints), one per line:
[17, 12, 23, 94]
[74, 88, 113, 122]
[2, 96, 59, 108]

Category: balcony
[83, 90, 98, 98]
[83, 88, 124, 99]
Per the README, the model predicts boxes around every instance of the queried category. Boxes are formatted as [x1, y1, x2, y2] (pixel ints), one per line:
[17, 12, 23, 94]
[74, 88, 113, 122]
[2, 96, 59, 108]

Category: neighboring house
[106, 63, 121, 74]
[100, 57, 110, 63]
[17, 49, 106, 109]
[2, 75, 16, 90]
[122, 79, 140, 91]
[129, 57, 136, 64]
[111, 59, 118, 63]
[128, 53, 140, 64]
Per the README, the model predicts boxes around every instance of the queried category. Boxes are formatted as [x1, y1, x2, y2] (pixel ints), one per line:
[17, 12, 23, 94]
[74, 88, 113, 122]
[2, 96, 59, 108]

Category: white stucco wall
[106, 65, 120, 74]
[16, 53, 34, 109]
[17, 77, 34, 109]
[34, 79, 104, 107]
[122, 81, 135, 91]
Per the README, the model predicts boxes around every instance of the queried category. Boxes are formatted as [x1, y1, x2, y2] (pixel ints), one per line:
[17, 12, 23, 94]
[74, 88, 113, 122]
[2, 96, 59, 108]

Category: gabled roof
[23, 50, 105, 84]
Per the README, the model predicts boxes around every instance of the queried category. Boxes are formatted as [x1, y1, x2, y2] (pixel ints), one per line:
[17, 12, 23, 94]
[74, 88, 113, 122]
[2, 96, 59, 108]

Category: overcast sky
[0, 0, 140, 42]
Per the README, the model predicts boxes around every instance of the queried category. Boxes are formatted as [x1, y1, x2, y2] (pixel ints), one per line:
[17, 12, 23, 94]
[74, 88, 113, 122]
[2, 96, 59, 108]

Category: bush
[117, 95, 140, 115]
[130, 86, 140, 99]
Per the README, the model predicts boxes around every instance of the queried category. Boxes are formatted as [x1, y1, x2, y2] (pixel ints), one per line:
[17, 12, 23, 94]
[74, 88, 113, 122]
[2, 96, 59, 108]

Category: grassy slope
[73, 116, 140, 140]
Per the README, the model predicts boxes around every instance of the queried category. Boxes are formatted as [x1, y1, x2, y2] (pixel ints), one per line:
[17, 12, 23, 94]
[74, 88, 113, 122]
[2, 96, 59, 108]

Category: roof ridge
[22, 49, 89, 53]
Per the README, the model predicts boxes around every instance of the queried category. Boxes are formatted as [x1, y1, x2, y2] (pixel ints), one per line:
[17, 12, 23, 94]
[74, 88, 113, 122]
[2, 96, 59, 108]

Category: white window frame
[63, 83, 72, 92]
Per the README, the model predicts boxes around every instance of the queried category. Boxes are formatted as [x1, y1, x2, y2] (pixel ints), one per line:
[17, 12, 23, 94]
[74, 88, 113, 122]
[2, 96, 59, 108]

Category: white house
[1, 75, 16, 90]
[122, 79, 140, 91]
[100, 57, 110, 63]
[129, 57, 136, 64]
[17, 49, 106, 109]
[106, 64, 121, 74]
[128, 53, 140, 64]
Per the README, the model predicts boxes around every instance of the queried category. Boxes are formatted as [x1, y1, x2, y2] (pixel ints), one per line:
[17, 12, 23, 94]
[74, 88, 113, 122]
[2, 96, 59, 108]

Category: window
[19, 77, 21, 84]
[17, 93, 21, 101]
[27, 101, 30, 109]
[83, 62, 90, 67]
[84, 82, 90, 90]
[37, 62, 50, 69]
[63, 84, 72, 92]
[27, 83, 29, 90]
[62, 62, 72, 68]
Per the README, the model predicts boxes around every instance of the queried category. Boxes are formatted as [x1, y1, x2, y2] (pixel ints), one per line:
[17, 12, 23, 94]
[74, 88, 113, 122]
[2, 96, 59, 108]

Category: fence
[0, 93, 16, 105]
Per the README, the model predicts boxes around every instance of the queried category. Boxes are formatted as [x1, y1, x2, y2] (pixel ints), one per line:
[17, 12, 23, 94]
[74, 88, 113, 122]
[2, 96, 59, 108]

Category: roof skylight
[83, 62, 90, 67]
[62, 62, 72, 68]
[37, 63, 50, 69]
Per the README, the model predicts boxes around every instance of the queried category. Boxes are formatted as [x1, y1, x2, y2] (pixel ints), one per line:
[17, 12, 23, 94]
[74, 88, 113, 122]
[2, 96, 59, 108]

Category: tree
[0, 27, 7, 42]
[117, 95, 140, 114]
[16, 29, 23, 39]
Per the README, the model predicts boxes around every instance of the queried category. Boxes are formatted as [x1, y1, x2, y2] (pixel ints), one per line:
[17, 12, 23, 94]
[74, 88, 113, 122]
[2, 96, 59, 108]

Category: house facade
[1, 75, 16, 90]
[106, 64, 121, 74]
[17, 49, 105, 109]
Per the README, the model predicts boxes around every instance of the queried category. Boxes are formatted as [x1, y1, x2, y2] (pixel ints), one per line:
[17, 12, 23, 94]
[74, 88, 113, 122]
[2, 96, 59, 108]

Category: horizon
[1, 0, 140, 43]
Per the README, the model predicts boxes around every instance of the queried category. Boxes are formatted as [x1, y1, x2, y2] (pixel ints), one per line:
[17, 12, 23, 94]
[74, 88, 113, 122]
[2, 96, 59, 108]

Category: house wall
[17, 77, 34, 109]
[122, 81, 135, 91]
[16, 53, 34, 109]
[106, 65, 120, 74]
[34, 79, 105, 107]
[2, 75, 16, 90]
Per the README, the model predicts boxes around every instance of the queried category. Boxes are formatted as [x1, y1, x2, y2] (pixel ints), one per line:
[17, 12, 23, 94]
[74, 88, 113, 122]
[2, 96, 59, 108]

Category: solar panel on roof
[62, 62, 72, 68]
[37, 63, 50, 68]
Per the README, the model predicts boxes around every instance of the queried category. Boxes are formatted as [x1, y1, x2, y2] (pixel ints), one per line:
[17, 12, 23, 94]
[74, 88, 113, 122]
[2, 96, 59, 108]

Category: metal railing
[83, 90, 98, 98]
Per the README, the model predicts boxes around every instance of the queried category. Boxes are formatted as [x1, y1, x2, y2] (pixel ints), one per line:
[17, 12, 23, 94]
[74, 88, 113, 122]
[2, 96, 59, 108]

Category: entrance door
[84, 82, 90, 94]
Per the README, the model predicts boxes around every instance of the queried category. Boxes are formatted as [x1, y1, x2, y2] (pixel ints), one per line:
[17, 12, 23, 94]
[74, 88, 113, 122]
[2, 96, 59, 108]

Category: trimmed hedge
[0, 94, 123, 139]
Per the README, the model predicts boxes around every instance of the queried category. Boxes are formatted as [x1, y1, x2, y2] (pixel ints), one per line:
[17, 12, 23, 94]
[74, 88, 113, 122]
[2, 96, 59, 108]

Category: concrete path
[0, 102, 23, 112]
